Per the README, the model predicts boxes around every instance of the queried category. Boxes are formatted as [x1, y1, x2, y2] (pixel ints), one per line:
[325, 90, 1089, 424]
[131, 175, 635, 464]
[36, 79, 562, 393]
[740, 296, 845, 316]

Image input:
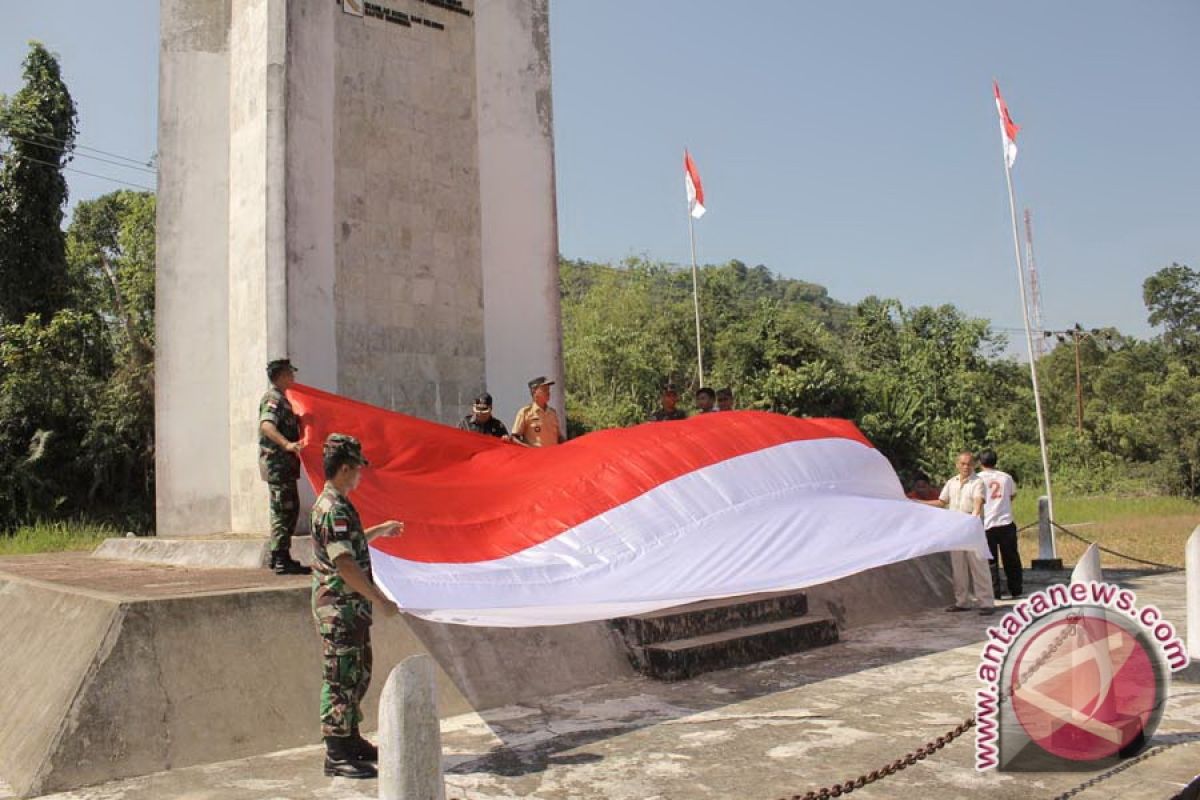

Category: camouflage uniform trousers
[313, 591, 373, 737]
[268, 481, 300, 553]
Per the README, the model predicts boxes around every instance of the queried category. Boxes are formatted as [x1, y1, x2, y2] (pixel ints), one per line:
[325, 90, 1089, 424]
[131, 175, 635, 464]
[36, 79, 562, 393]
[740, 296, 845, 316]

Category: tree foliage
[0, 43, 154, 531]
[562, 257, 1200, 498]
[0, 41, 77, 324]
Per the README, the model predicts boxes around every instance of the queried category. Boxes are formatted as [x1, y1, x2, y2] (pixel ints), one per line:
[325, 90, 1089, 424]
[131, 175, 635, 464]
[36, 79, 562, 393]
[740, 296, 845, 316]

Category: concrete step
[91, 536, 313, 569]
[610, 590, 810, 646]
[634, 616, 839, 681]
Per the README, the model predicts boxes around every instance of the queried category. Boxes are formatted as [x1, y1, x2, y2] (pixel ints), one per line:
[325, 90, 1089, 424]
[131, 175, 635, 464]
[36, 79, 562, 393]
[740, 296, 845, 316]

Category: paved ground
[3, 570, 1198, 800]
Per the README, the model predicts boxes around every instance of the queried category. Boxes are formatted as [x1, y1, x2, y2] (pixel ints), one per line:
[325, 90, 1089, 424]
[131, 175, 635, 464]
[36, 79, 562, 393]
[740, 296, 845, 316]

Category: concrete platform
[0, 548, 957, 796]
[92, 535, 314, 569]
[5, 570, 1196, 800]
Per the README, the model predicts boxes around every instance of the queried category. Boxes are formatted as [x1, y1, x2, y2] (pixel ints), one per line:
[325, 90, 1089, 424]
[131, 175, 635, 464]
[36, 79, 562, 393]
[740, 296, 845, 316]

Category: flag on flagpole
[684, 150, 706, 219]
[994, 80, 1020, 168]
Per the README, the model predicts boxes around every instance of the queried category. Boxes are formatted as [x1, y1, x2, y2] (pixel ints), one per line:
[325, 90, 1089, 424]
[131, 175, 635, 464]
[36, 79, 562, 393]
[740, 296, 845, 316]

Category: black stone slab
[610, 590, 811, 646]
[635, 616, 839, 681]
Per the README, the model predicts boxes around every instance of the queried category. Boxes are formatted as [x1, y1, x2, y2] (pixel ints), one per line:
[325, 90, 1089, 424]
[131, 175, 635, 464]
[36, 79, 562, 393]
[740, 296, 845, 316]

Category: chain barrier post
[1032, 495, 1063, 570]
[1186, 526, 1200, 680]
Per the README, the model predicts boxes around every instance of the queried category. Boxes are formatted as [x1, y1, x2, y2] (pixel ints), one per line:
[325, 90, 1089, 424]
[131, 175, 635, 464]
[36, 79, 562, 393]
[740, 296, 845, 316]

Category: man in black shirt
[459, 393, 509, 439]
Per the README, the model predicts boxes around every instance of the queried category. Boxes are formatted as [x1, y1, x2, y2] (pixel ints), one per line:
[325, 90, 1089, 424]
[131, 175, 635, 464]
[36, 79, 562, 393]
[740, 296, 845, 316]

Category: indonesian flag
[684, 149, 706, 219]
[994, 80, 1020, 169]
[289, 384, 988, 627]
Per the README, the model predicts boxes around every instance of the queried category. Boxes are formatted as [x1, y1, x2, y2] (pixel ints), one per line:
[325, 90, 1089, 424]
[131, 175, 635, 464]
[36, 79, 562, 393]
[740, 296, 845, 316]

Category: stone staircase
[611, 590, 838, 681]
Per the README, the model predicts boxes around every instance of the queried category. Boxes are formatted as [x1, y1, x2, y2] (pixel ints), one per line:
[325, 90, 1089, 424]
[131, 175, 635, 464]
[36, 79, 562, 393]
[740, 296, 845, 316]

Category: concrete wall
[228, 0, 291, 534]
[156, 0, 561, 536]
[0, 574, 629, 797]
[476, 0, 564, 423]
[155, 0, 233, 536]
[331, 1, 485, 421]
[0, 554, 954, 796]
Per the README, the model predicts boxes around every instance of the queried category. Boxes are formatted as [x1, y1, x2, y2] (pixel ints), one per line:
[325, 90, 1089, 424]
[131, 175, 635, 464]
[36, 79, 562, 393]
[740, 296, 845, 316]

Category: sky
[3, 1, 1197, 343]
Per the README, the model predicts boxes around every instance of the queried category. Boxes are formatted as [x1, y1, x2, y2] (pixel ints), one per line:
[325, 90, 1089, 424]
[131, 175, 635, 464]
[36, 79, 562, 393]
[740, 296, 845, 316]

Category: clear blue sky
[3, 1, 1197, 341]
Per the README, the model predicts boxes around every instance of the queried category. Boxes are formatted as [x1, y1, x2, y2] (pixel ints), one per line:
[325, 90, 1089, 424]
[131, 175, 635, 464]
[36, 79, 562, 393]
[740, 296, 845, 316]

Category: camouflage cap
[267, 358, 297, 379]
[323, 433, 369, 467]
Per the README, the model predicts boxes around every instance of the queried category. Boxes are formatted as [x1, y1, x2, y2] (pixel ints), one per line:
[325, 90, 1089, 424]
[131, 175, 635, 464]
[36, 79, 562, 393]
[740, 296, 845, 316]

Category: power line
[0, 148, 155, 191]
[5, 135, 156, 174]
[2, 128, 155, 169]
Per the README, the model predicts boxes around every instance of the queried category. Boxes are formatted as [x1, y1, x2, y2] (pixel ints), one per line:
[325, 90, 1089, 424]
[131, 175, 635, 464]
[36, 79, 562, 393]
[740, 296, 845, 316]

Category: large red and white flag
[994, 80, 1020, 169]
[684, 149, 706, 218]
[289, 384, 988, 627]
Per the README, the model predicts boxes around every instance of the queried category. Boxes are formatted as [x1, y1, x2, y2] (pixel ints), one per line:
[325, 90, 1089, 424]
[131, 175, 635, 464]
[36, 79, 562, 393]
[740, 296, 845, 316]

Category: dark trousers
[986, 522, 1023, 598]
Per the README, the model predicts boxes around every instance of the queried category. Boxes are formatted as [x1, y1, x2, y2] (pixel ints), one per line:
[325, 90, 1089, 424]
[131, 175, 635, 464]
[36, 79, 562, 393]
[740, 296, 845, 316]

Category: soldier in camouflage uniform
[259, 358, 309, 575]
[311, 433, 404, 779]
[648, 383, 688, 422]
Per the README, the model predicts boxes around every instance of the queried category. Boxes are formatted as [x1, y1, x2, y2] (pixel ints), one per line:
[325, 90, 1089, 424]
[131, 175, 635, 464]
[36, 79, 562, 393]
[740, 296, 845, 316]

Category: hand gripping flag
[684, 150, 706, 218]
[994, 80, 1020, 168]
[288, 384, 988, 627]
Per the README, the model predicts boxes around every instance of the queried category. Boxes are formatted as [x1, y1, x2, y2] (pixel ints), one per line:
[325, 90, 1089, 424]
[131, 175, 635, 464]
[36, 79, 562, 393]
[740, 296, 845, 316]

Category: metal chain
[773, 618, 1081, 800]
[1050, 521, 1181, 572]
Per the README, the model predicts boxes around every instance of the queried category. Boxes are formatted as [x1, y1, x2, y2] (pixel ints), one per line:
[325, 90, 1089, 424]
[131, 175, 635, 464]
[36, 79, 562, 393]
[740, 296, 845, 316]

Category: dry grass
[1011, 494, 1200, 570]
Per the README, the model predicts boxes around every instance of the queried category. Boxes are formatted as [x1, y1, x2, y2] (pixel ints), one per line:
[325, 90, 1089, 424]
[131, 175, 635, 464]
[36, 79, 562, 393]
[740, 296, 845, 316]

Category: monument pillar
[156, 0, 561, 537]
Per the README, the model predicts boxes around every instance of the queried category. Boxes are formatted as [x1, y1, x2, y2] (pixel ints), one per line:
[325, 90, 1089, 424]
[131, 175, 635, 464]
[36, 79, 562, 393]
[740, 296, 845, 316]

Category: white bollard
[378, 655, 446, 800]
[1070, 543, 1103, 585]
[1031, 495, 1064, 569]
[1188, 526, 1199, 663]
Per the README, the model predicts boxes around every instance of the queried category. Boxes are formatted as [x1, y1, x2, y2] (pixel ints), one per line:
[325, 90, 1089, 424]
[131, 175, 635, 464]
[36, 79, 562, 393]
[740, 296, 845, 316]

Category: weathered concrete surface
[6, 570, 1197, 800]
[379, 656, 446, 800]
[157, 0, 562, 538]
[92, 534, 315, 569]
[155, 0, 232, 537]
[0, 549, 961, 795]
[0, 552, 623, 795]
[476, 0, 564, 420]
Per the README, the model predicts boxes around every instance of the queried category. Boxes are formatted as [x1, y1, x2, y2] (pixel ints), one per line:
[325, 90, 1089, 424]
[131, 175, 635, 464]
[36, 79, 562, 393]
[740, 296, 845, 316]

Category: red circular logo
[1010, 613, 1160, 761]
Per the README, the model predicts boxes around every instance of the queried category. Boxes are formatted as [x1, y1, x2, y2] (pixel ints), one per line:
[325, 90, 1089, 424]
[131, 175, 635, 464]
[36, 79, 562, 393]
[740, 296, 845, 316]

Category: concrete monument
[156, 0, 561, 537]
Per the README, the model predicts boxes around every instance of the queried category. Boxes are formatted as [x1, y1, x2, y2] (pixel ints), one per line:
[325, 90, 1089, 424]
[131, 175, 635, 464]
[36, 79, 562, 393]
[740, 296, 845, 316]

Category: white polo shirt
[939, 473, 984, 516]
[978, 468, 1016, 529]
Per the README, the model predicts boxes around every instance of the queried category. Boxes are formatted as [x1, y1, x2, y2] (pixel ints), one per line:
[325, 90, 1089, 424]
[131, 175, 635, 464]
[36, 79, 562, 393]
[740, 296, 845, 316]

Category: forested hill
[559, 257, 1200, 498]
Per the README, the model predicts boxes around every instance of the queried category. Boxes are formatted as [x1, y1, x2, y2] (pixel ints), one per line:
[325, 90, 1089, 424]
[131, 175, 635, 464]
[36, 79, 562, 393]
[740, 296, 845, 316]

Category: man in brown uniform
[511, 376, 564, 447]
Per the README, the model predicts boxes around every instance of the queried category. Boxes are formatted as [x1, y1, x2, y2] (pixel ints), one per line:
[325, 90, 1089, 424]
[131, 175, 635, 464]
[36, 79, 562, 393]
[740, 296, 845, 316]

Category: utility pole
[1043, 324, 1113, 433]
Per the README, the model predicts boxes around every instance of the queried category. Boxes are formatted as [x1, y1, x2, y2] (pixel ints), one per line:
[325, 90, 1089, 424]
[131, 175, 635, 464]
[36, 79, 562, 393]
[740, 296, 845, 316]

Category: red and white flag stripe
[290, 385, 988, 627]
[684, 149, 706, 219]
[994, 80, 1020, 169]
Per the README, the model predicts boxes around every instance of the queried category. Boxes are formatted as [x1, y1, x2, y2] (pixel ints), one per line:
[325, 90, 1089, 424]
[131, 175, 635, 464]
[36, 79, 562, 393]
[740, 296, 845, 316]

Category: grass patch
[1010, 493, 1200, 570]
[0, 521, 118, 556]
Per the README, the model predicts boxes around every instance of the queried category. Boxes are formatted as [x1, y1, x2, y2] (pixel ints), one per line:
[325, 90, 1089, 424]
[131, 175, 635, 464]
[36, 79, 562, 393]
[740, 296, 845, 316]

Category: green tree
[0, 42, 77, 324]
[1143, 263, 1200, 368]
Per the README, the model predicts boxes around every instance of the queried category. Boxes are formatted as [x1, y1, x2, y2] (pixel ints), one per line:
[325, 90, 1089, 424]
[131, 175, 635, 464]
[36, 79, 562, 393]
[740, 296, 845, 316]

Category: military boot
[323, 736, 376, 779]
[271, 551, 311, 575]
[348, 726, 378, 762]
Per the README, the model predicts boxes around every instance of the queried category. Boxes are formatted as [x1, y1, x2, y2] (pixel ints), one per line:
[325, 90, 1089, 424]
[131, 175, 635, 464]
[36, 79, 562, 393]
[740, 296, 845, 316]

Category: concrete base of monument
[0, 549, 956, 797]
[93, 534, 315, 569]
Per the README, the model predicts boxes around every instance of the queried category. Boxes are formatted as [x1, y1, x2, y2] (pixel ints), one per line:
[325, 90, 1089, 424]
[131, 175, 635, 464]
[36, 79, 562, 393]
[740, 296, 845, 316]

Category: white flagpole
[998, 104, 1056, 535]
[687, 199, 705, 387]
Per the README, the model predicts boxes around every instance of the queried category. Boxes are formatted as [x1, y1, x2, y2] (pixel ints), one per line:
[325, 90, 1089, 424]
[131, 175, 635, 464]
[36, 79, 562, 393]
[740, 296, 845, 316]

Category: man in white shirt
[918, 451, 995, 616]
[978, 449, 1022, 599]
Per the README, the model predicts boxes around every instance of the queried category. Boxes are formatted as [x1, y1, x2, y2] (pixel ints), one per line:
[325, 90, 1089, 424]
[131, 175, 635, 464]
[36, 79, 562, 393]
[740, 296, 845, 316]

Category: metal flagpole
[999, 119, 1056, 537]
[688, 208, 705, 387]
